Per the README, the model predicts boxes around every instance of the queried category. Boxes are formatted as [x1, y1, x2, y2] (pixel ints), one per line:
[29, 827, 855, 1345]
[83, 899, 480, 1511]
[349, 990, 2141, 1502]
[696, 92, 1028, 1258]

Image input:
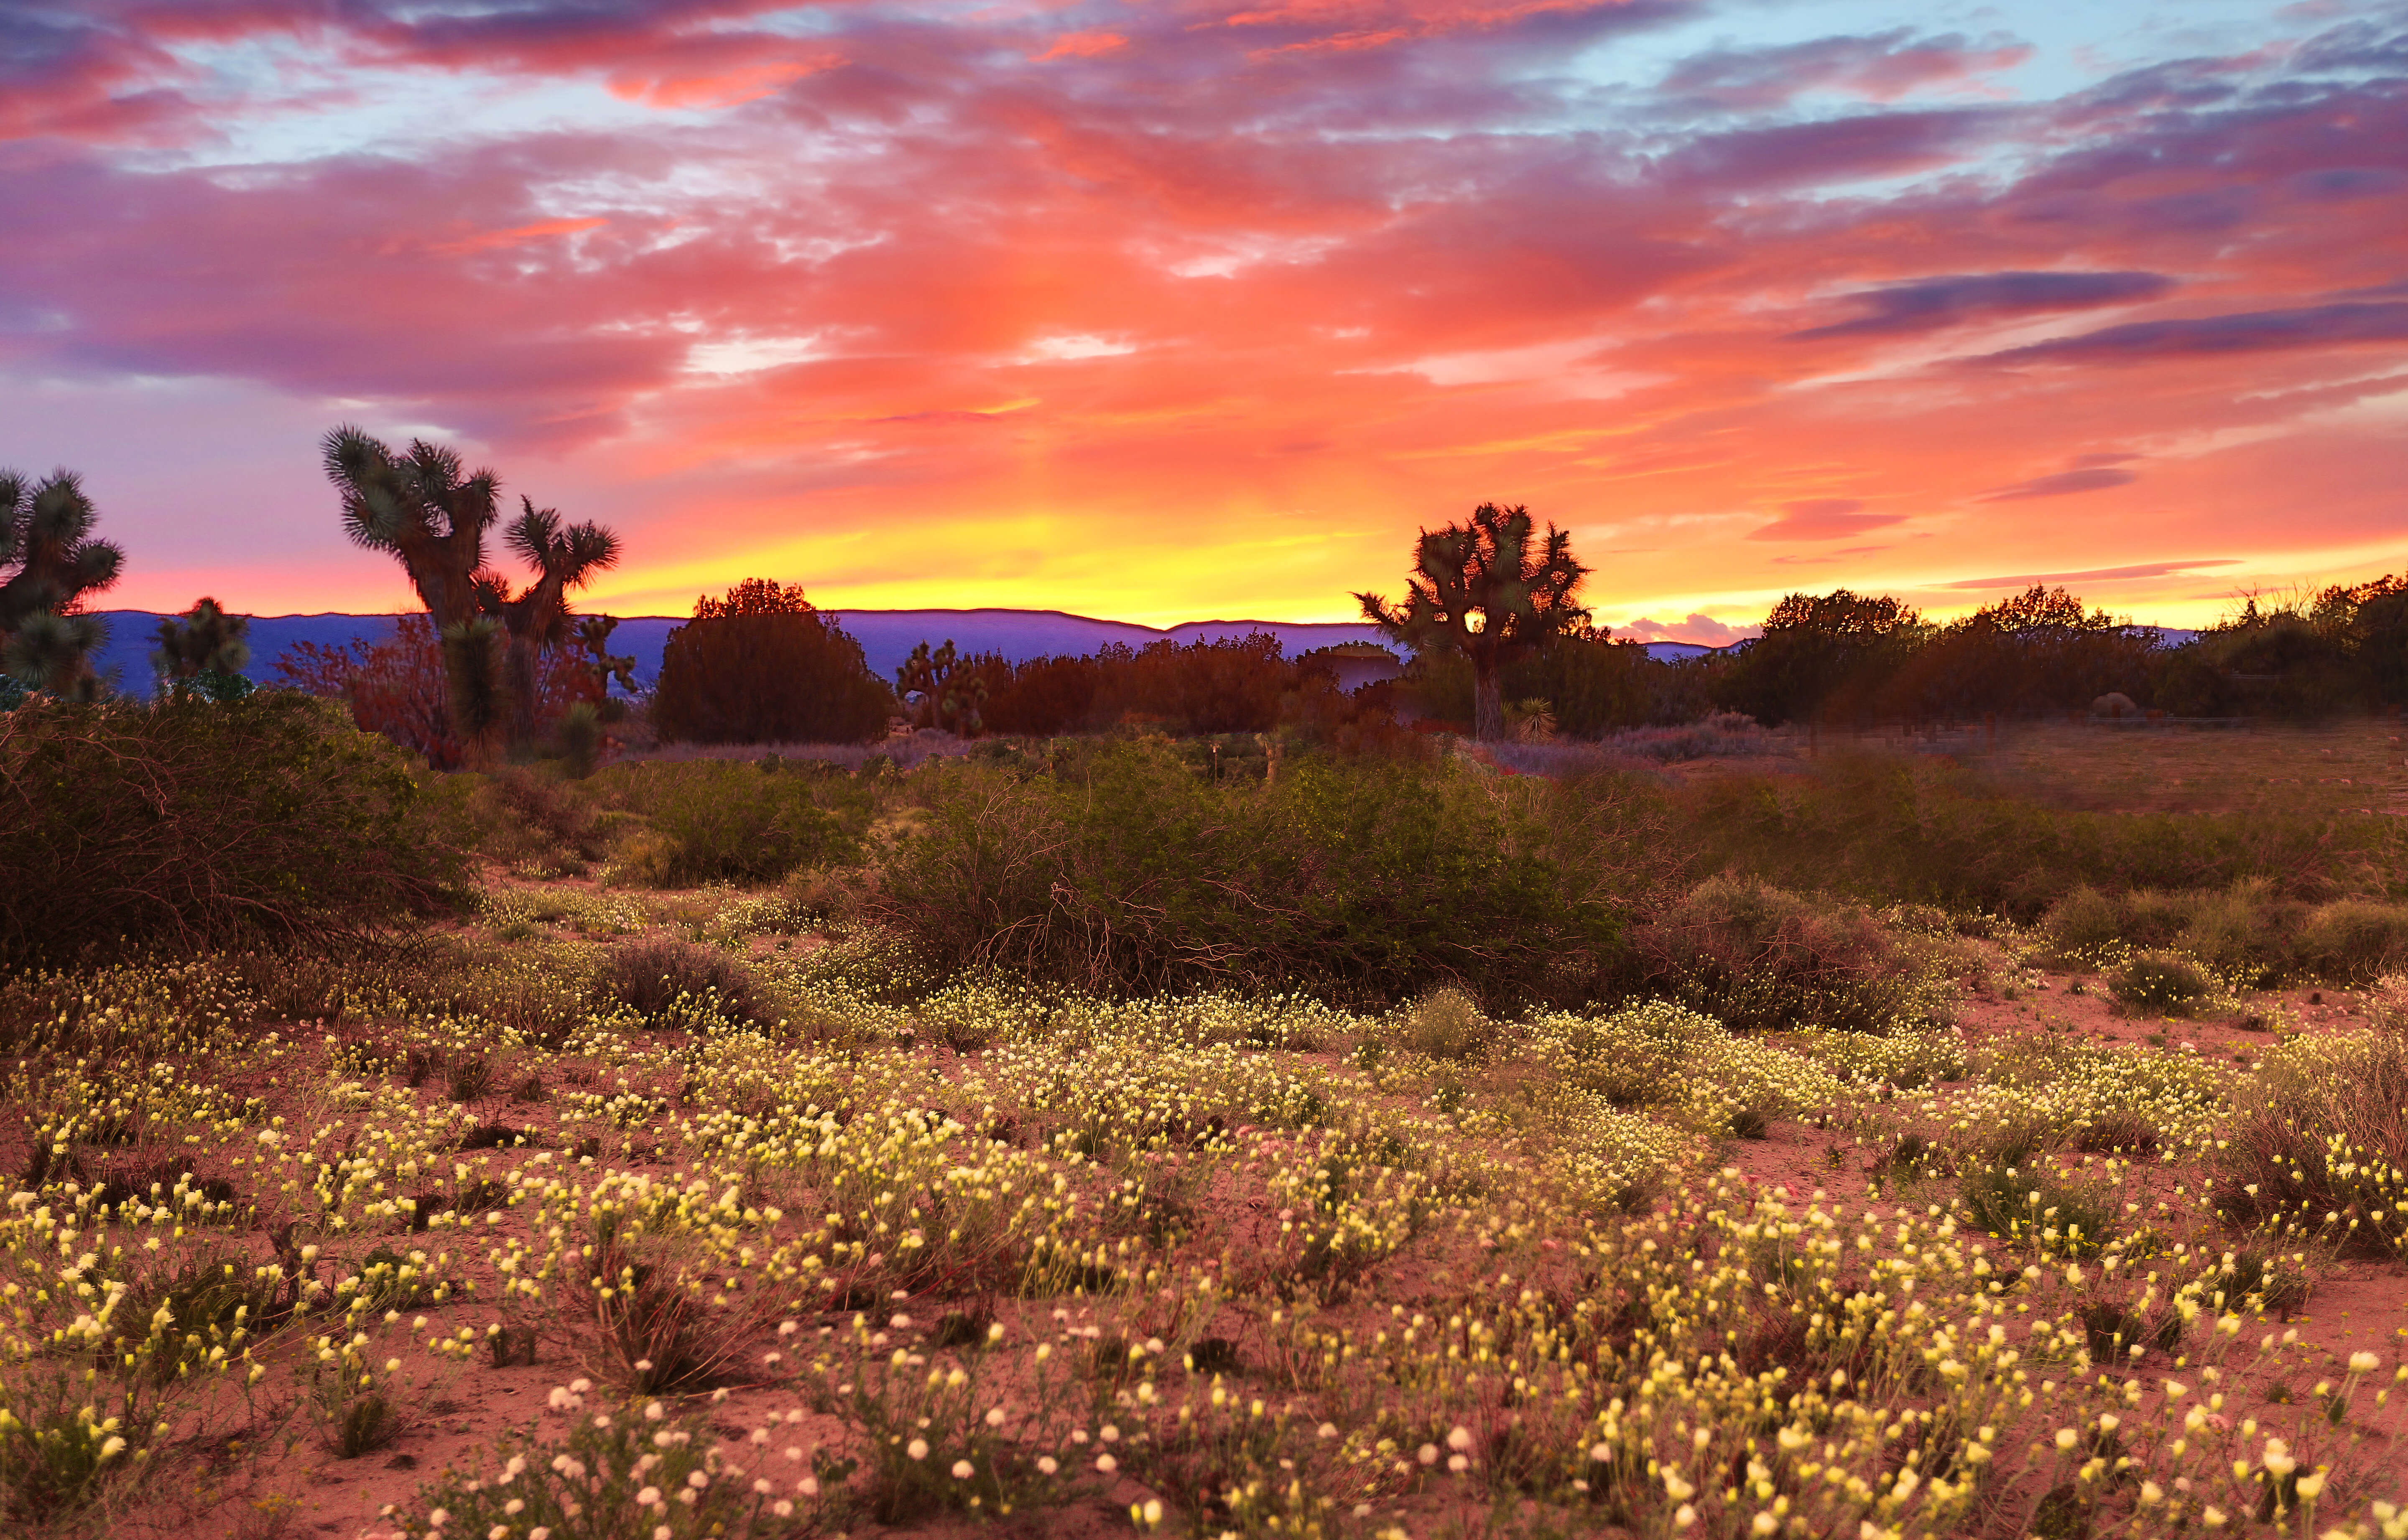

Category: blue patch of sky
[125, 31, 713, 172]
[108, 0, 2392, 188]
[1559, 0, 2360, 105]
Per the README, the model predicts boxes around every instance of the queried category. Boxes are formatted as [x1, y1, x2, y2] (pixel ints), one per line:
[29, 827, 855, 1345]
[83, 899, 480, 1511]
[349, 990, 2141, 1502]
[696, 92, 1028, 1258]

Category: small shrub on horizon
[650, 579, 892, 746]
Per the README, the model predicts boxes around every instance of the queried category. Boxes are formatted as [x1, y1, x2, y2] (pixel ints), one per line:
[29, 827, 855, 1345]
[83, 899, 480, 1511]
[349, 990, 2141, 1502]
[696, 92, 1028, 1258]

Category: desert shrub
[978, 635, 1294, 736]
[2366, 972, 2408, 1031]
[273, 612, 459, 766]
[0, 693, 469, 963]
[1396, 987, 1499, 1061]
[2295, 899, 2408, 981]
[0, 1361, 166, 1524]
[2044, 885, 2171, 955]
[1934, 1036, 2229, 1160]
[1789, 1025, 1968, 1088]
[597, 761, 857, 886]
[1399, 637, 1659, 738]
[274, 613, 592, 769]
[2217, 1030, 2408, 1257]
[2196, 1246, 2311, 1316]
[2040, 880, 2408, 985]
[862, 742, 1627, 1005]
[982, 651, 1105, 735]
[1636, 878, 1956, 1033]
[601, 936, 759, 1025]
[1686, 752, 2403, 918]
[557, 701, 604, 778]
[309, 1335, 403, 1457]
[388, 1382, 776, 1540]
[2171, 882, 2290, 977]
[1531, 999, 1842, 1135]
[1599, 711, 1783, 762]
[650, 580, 892, 745]
[438, 765, 607, 875]
[2104, 950, 2215, 1014]
[1114, 634, 1289, 733]
[1957, 1161, 2119, 1257]
[569, 1234, 761, 1393]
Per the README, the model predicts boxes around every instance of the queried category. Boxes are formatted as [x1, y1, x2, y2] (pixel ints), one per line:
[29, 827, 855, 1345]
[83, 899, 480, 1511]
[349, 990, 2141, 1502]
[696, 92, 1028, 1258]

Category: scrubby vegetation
[0, 691, 467, 962]
[859, 742, 1641, 1004]
[3, 705, 2407, 1540]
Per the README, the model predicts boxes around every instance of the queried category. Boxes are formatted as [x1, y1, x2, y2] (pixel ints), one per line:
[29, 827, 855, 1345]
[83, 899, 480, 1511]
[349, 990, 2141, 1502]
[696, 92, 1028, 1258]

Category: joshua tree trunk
[505, 632, 541, 748]
[441, 619, 508, 765]
[1472, 662, 1505, 742]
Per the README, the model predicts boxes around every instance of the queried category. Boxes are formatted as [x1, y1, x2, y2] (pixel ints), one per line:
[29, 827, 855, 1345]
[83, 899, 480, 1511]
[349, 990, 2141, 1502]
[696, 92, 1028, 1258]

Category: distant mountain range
[78, 609, 2199, 694]
[82, 607, 1411, 692]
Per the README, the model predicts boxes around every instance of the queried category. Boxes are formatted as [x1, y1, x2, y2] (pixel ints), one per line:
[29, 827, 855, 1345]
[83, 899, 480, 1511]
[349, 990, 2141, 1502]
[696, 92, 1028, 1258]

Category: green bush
[2039, 885, 2130, 955]
[2217, 1030, 2408, 1257]
[2296, 899, 2408, 981]
[596, 761, 859, 886]
[2103, 949, 2215, 1014]
[861, 742, 1627, 1005]
[436, 766, 608, 876]
[1396, 987, 1500, 1061]
[1957, 1161, 2119, 1257]
[600, 935, 760, 1025]
[649, 581, 891, 745]
[2040, 882, 2408, 984]
[1636, 877, 1957, 1033]
[1687, 752, 2403, 919]
[0, 693, 467, 963]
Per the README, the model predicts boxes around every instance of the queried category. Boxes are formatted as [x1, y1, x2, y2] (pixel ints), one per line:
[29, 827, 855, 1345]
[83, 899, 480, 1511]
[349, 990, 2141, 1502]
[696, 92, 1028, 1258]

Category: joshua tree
[497, 496, 620, 744]
[3, 611, 109, 699]
[0, 468, 125, 697]
[325, 428, 620, 752]
[1357, 502, 1590, 741]
[153, 596, 252, 685]
[574, 614, 640, 701]
[322, 426, 500, 631]
[895, 638, 988, 735]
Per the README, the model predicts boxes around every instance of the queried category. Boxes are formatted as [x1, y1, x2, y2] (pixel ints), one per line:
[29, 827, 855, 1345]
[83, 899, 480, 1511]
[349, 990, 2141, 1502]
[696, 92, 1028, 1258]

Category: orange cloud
[422, 218, 610, 256]
[605, 46, 844, 109]
[1033, 31, 1129, 61]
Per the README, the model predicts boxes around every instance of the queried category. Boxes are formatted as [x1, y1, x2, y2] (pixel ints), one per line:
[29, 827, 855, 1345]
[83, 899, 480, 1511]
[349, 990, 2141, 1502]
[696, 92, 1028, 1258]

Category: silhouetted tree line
[1684, 577, 2408, 727]
[647, 586, 1359, 745]
[17, 441, 2408, 751]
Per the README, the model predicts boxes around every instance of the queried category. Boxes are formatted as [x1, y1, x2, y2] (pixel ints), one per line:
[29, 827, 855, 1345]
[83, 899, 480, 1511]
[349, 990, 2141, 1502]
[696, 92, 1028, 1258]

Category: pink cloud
[1034, 31, 1129, 61]
[1617, 613, 1760, 647]
[5, 1, 2407, 632]
[1663, 29, 2032, 109]
[1748, 500, 1908, 542]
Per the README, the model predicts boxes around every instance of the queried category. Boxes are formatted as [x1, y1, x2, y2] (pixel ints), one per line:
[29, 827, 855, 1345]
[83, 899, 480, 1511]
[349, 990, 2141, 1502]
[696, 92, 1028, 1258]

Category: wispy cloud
[1793, 271, 2174, 339]
[1, 0, 2403, 627]
[1977, 466, 2137, 501]
[1937, 560, 2244, 591]
[1747, 499, 1908, 541]
[1977, 302, 2408, 366]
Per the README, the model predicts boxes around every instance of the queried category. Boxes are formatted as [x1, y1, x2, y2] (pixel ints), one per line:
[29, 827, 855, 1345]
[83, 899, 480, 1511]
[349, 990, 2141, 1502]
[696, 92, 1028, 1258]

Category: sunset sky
[4, 1, 2405, 641]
